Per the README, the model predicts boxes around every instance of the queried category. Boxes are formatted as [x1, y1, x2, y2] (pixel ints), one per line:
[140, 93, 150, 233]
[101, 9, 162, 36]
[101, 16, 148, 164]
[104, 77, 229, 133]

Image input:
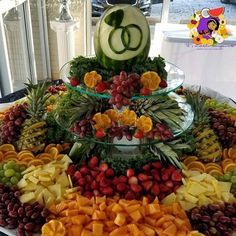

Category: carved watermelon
[209, 7, 224, 17]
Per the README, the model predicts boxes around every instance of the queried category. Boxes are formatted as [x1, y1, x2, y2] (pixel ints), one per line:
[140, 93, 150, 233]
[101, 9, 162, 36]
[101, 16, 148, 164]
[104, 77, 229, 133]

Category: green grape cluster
[0, 161, 26, 186]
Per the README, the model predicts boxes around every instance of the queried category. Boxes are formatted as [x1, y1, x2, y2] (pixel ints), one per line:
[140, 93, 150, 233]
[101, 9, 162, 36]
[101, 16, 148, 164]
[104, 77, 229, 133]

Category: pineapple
[184, 90, 222, 162]
[16, 81, 50, 152]
[131, 96, 184, 130]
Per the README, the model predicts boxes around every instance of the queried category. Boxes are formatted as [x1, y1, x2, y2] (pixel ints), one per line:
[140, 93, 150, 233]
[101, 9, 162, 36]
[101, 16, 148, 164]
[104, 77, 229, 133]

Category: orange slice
[221, 159, 234, 167]
[28, 159, 44, 167]
[42, 220, 66, 236]
[84, 71, 102, 89]
[48, 147, 59, 159]
[20, 157, 34, 163]
[55, 154, 65, 160]
[186, 161, 205, 172]
[38, 153, 52, 159]
[62, 143, 71, 151]
[208, 169, 223, 176]
[205, 165, 222, 174]
[223, 163, 236, 173]
[0, 144, 15, 152]
[141, 71, 161, 90]
[17, 150, 34, 158]
[104, 109, 119, 122]
[222, 148, 230, 159]
[2, 157, 18, 163]
[188, 167, 205, 173]
[41, 157, 53, 164]
[205, 163, 222, 170]
[4, 151, 17, 156]
[0, 151, 3, 161]
[183, 156, 198, 166]
[56, 144, 63, 153]
[4, 154, 18, 160]
[18, 153, 35, 160]
[45, 144, 56, 153]
[228, 147, 236, 158]
[93, 113, 111, 130]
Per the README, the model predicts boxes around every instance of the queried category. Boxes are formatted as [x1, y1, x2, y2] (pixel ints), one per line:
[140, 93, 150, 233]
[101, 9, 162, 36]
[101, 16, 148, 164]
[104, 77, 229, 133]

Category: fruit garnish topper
[188, 7, 229, 46]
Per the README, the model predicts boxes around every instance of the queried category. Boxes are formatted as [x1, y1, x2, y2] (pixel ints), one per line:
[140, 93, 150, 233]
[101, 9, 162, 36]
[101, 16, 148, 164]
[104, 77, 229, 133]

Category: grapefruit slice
[209, 7, 224, 17]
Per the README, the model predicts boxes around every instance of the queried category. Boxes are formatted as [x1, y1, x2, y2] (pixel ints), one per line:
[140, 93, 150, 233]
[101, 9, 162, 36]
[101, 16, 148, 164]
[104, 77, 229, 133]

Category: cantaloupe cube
[163, 223, 177, 236]
[106, 202, 116, 211]
[92, 223, 103, 235]
[110, 226, 128, 236]
[130, 210, 142, 222]
[127, 224, 141, 236]
[80, 206, 93, 215]
[81, 229, 92, 236]
[176, 230, 187, 236]
[145, 217, 156, 226]
[142, 197, 149, 206]
[119, 199, 130, 208]
[139, 224, 155, 236]
[139, 206, 146, 217]
[112, 203, 123, 213]
[162, 221, 173, 229]
[146, 204, 160, 215]
[69, 225, 83, 236]
[126, 204, 141, 214]
[77, 196, 90, 206]
[96, 196, 106, 204]
[174, 218, 185, 229]
[105, 221, 116, 228]
[114, 213, 126, 226]
[155, 227, 163, 235]
[71, 215, 87, 225]
[95, 210, 106, 220]
[155, 215, 175, 227]
[99, 202, 107, 211]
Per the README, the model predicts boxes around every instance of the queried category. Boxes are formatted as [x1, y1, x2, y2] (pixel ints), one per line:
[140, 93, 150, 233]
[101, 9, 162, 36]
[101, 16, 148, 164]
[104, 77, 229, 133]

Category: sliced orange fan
[141, 71, 161, 90]
[42, 220, 66, 236]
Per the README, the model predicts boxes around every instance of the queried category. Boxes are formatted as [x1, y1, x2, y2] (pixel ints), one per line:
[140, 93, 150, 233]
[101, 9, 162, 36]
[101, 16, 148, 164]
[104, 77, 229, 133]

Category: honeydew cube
[187, 182, 207, 196]
[19, 192, 35, 203]
[161, 193, 176, 205]
[176, 185, 185, 194]
[92, 223, 104, 235]
[114, 213, 126, 226]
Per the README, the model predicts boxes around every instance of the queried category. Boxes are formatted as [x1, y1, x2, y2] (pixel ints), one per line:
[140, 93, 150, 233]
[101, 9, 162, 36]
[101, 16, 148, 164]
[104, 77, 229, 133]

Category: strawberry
[105, 168, 114, 177]
[96, 172, 105, 182]
[151, 169, 161, 181]
[125, 191, 135, 200]
[85, 184, 91, 191]
[118, 176, 128, 183]
[130, 184, 142, 193]
[85, 175, 93, 184]
[112, 177, 119, 185]
[70, 76, 79, 87]
[159, 183, 170, 193]
[151, 161, 162, 169]
[159, 79, 167, 88]
[128, 176, 138, 185]
[165, 180, 174, 188]
[134, 130, 144, 139]
[161, 166, 175, 181]
[95, 81, 107, 93]
[138, 173, 149, 182]
[191, 20, 197, 24]
[126, 169, 135, 178]
[74, 171, 82, 180]
[95, 128, 106, 138]
[89, 156, 99, 168]
[99, 163, 108, 172]
[80, 166, 90, 175]
[116, 183, 126, 193]
[78, 178, 86, 186]
[151, 183, 160, 196]
[91, 180, 99, 190]
[100, 177, 110, 187]
[91, 170, 99, 178]
[171, 170, 182, 182]
[100, 187, 113, 196]
[83, 191, 93, 199]
[66, 164, 76, 176]
[142, 181, 153, 191]
[140, 87, 151, 96]
[142, 164, 151, 171]
[162, 172, 170, 181]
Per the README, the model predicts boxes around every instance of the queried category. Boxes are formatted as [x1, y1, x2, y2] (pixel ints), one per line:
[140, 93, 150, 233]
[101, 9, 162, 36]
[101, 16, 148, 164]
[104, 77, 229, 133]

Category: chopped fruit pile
[47, 84, 67, 94]
[69, 157, 182, 201]
[47, 193, 194, 236]
[17, 155, 75, 207]
[187, 202, 236, 236]
[0, 184, 49, 236]
[162, 170, 235, 210]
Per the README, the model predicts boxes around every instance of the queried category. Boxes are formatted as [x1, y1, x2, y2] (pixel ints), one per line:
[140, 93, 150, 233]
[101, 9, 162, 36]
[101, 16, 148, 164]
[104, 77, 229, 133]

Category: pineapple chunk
[218, 181, 232, 192]
[187, 182, 207, 196]
[28, 175, 39, 184]
[17, 178, 28, 188]
[19, 192, 35, 203]
[161, 193, 176, 205]
[130, 210, 142, 222]
[57, 172, 70, 187]
[92, 223, 103, 235]
[184, 193, 198, 204]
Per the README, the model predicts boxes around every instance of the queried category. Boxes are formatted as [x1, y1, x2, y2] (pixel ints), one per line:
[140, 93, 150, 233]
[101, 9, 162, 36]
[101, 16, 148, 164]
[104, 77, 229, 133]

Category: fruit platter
[0, 4, 236, 236]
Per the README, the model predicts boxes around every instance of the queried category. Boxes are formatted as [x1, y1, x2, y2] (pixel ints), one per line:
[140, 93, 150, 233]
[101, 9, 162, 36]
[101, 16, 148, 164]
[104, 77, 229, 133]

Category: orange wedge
[205, 165, 222, 173]
[55, 154, 65, 160]
[41, 157, 52, 164]
[208, 169, 223, 176]
[222, 148, 230, 159]
[228, 147, 236, 158]
[45, 144, 56, 153]
[0, 144, 15, 152]
[56, 144, 63, 153]
[28, 159, 44, 167]
[0, 151, 3, 161]
[42, 220, 66, 236]
[221, 159, 234, 167]
[223, 163, 236, 173]
[38, 153, 52, 159]
[62, 143, 71, 151]
[18, 153, 35, 160]
[48, 147, 59, 159]
[183, 156, 198, 166]
[187, 161, 206, 172]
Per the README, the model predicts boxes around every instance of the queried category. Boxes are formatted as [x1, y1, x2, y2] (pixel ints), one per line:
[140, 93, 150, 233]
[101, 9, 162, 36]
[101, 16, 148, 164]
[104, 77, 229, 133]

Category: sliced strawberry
[96, 172, 105, 182]
[100, 187, 114, 196]
[130, 184, 142, 193]
[142, 181, 153, 191]
[125, 191, 135, 200]
[142, 164, 151, 171]
[151, 183, 160, 196]
[91, 180, 99, 190]
[80, 166, 90, 175]
[171, 170, 182, 182]
[159, 183, 170, 193]
[95, 128, 106, 138]
[138, 173, 149, 182]
[151, 161, 162, 169]
[151, 169, 161, 181]
[118, 175, 128, 183]
[100, 177, 111, 188]
[140, 87, 151, 96]
[70, 77, 79, 87]
[83, 191, 93, 199]
[85, 175, 93, 184]
[128, 176, 138, 185]
[95, 81, 107, 93]
[112, 176, 119, 185]
[74, 171, 82, 181]
[66, 164, 76, 176]
[91, 170, 99, 178]
[78, 178, 86, 186]
[134, 130, 144, 139]
[165, 180, 174, 189]
[99, 163, 108, 172]
[159, 80, 167, 88]
[126, 169, 135, 178]
[89, 156, 99, 168]
[116, 183, 126, 193]
[105, 168, 114, 177]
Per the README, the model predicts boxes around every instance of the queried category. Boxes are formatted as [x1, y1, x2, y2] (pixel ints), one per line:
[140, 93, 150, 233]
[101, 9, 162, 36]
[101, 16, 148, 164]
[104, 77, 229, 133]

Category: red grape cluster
[47, 84, 67, 94]
[146, 123, 174, 141]
[108, 122, 133, 141]
[208, 109, 236, 147]
[0, 103, 28, 144]
[188, 202, 236, 236]
[109, 71, 141, 109]
[0, 184, 49, 236]
[70, 117, 94, 138]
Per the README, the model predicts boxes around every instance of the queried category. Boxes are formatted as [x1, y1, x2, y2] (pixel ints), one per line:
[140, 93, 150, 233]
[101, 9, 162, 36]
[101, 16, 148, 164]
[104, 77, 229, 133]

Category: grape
[71, 116, 93, 138]
[0, 170, 4, 177]
[4, 169, 15, 178]
[10, 177, 19, 185]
